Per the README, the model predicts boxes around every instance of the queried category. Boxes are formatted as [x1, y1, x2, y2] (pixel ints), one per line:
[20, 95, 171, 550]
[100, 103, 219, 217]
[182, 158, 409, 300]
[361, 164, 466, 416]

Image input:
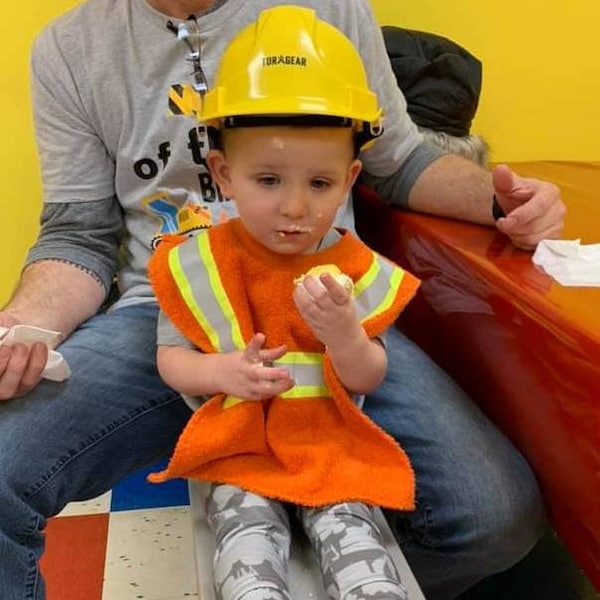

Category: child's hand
[224, 333, 293, 401]
[293, 273, 361, 348]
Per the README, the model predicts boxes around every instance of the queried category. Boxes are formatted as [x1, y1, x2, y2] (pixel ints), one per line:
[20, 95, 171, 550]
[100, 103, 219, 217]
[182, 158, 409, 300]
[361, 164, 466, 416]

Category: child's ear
[345, 159, 363, 193]
[206, 150, 233, 198]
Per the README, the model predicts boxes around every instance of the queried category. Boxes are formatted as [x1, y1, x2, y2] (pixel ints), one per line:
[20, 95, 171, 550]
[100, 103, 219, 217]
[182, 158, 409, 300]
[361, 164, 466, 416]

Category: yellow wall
[2, 1, 599, 305]
[371, 0, 600, 163]
[1, 2, 81, 305]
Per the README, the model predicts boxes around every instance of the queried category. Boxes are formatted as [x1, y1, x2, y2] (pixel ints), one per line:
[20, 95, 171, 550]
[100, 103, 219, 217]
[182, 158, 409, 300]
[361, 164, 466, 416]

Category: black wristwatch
[492, 194, 506, 221]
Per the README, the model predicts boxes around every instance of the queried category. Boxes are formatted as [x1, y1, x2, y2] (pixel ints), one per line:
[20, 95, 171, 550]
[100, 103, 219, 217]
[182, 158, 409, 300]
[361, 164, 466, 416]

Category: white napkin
[532, 239, 600, 287]
[0, 325, 71, 381]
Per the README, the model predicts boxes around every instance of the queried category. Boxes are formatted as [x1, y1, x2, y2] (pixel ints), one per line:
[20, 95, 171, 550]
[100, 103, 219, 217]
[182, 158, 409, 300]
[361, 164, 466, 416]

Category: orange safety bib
[148, 219, 420, 510]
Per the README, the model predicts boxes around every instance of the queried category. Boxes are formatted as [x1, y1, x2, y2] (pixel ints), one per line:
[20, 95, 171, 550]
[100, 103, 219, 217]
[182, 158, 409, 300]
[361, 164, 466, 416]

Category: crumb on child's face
[206, 126, 362, 255]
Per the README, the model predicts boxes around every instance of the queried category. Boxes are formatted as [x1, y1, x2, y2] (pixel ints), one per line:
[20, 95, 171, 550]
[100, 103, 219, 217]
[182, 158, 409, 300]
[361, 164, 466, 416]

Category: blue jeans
[0, 304, 544, 600]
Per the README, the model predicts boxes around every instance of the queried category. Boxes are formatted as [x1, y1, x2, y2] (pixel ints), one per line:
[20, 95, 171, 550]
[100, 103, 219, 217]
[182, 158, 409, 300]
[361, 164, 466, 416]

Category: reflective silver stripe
[169, 234, 244, 352]
[273, 352, 331, 399]
[169, 235, 367, 401]
[354, 254, 404, 322]
[221, 353, 331, 406]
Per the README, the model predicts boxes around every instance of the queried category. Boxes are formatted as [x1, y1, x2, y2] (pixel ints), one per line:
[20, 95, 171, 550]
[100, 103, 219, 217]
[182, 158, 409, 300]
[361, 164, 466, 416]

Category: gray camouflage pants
[206, 483, 409, 600]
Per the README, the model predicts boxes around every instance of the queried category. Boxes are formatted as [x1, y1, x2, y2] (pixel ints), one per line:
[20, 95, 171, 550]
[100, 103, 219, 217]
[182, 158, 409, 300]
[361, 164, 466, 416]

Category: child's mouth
[276, 226, 313, 238]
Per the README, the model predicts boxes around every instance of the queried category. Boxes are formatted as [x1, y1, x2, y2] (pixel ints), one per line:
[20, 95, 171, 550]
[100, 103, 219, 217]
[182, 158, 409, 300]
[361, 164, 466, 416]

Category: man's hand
[493, 164, 566, 250]
[0, 313, 48, 401]
[403, 154, 567, 250]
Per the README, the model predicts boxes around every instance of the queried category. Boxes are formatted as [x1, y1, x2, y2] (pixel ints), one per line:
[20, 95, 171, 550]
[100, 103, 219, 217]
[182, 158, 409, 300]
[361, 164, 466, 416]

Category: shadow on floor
[458, 529, 598, 600]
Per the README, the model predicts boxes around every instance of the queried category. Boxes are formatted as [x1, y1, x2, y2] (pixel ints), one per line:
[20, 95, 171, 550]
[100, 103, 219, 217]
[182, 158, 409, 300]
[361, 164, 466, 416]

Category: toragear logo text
[262, 55, 307, 66]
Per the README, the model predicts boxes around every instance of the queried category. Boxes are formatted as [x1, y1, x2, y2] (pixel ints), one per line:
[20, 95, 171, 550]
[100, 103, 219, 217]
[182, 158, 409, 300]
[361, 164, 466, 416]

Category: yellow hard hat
[201, 6, 383, 146]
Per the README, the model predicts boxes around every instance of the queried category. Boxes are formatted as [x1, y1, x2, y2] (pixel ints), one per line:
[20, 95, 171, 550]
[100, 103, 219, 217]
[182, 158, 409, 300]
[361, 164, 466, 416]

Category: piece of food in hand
[294, 264, 354, 294]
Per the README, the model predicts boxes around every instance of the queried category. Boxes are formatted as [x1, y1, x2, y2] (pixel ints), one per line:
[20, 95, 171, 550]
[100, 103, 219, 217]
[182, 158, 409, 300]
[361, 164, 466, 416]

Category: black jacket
[382, 26, 482, 137]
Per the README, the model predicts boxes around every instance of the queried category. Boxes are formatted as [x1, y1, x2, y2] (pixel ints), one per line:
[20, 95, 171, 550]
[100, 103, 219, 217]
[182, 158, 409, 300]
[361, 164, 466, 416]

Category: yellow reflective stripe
[354, 255, 379, 297]
[223, 396, 245, 408]
[221, 352, 331, 408]
[197, 235, 245, 350]
[281, 385, 330, 399]
[371, 267, 404, 318]
[168, 234, 245, 352]
[275, 352, 322, 365]
[354, 254, 406, 323]
[222, 386, 331, 409]
[168, 244, 219, 349]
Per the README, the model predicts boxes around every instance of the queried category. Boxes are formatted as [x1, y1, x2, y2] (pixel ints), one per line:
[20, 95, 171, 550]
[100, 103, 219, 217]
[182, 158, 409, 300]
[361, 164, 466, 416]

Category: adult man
[0, 0, 563, 599]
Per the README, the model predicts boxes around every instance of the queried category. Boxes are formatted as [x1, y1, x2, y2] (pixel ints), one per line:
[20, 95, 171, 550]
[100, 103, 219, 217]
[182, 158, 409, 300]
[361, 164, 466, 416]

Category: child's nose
[280, 187, 308, 218]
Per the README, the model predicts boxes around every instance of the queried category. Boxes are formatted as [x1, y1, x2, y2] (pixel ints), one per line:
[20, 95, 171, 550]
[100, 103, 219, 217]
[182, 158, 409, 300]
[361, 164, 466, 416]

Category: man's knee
[435, 469, 544, 569]
[476, 473, 546, 568]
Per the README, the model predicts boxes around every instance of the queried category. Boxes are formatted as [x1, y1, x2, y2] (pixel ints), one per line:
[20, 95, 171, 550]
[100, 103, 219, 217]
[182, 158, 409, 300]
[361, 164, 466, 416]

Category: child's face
[207, 126, 362, 254]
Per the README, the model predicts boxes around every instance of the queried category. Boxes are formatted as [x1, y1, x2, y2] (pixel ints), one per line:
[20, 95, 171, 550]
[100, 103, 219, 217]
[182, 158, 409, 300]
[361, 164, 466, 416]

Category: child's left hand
[293, 273, 361, 348]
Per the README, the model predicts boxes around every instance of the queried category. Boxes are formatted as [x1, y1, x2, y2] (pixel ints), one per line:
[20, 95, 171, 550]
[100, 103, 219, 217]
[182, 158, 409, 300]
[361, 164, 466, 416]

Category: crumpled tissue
[0, 324, 71, 381]
[532, 239, 600, 287]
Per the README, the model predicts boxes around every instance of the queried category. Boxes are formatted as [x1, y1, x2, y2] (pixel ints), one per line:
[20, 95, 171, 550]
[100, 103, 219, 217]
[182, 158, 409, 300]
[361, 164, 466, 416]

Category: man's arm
[410, 156, 565, 249]
[0, 19, 124, 400]
[0, 262, 105, 401]
[362, 145, 493, 222]
[363, 147, 565, 250]
[7, 195, 124, 331]
[406, 153, 494, 224]
[2, 260, 106, 335]
[0, 197, 122, 400]
[348, 3, 566, 248]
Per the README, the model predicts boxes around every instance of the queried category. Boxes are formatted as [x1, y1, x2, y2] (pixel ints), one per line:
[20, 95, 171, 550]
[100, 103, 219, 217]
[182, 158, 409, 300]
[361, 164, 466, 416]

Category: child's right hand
[223, 333, 293, 401]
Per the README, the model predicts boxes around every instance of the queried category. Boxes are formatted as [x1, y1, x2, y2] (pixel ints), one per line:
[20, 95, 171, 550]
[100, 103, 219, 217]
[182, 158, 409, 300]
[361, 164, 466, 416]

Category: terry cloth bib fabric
[148, 219, 420, 510]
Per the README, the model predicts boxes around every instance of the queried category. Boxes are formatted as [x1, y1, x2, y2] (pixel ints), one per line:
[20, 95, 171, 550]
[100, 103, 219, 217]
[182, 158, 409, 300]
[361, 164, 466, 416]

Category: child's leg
[301, 502, 409, 600]
[206, 483, 293, 600]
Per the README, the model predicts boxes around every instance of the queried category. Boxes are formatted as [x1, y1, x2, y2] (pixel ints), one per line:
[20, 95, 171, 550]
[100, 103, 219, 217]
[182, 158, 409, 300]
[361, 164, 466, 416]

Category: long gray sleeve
[25, 197, 124, 294]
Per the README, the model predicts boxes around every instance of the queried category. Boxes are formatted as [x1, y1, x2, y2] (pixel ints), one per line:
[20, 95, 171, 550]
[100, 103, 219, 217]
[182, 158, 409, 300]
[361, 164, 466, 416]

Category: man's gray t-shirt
[28, 0, 437, 308]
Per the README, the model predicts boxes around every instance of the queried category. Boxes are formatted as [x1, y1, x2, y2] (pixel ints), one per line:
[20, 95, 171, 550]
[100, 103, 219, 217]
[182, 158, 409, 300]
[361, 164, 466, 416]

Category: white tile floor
[46, 464, 424, 600]
[103, 507, 198, 599]
[45, 462, 200, 600]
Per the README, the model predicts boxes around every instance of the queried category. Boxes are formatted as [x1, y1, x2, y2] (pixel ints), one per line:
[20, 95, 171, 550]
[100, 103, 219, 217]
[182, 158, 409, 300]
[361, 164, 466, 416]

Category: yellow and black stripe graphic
[168, 83, 203, 118]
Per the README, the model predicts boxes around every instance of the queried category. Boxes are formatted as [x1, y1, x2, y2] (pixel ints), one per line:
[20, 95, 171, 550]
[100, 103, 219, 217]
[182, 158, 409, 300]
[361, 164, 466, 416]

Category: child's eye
[256, 175, 279, 186]
[310, 178, 331, 191]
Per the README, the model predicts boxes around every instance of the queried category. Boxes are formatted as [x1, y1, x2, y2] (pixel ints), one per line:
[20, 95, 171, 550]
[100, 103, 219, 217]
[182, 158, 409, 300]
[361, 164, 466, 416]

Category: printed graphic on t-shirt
[167, 82, 203, 120]
[142, 186, 232, 249]
[138, 87, 237, 248]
